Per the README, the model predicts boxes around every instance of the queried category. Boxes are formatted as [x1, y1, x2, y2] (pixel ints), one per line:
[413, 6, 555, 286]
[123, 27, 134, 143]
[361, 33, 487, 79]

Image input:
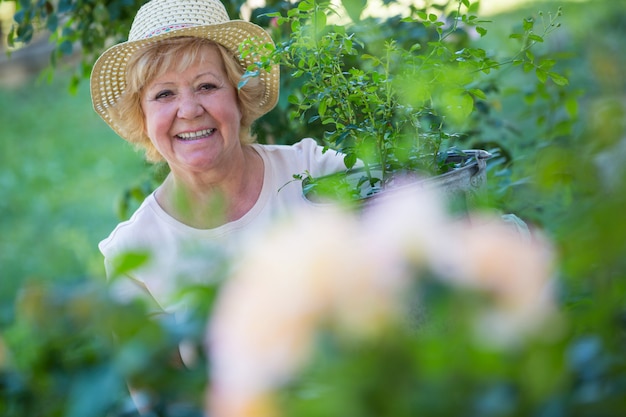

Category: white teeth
[177, 128, 215, 140]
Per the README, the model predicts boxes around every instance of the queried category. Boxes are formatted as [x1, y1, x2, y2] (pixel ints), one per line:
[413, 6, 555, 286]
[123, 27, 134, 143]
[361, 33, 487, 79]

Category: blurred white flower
[207, 203, 414, 417]
[443, 214, 557, 346]
[206, 184, 557, 416]
[361, 180, 453, 265]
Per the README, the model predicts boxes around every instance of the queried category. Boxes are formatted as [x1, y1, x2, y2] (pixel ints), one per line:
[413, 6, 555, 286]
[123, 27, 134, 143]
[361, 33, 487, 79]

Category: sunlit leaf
[536, 68, 548, 83]
[341, 0, 366, 22]
[469, 88, 487, 100]
[523, 17, 534, 31]
[549, 72, 569, 86]
[565, 97, 578, 118]
[111, 251, 151, 277]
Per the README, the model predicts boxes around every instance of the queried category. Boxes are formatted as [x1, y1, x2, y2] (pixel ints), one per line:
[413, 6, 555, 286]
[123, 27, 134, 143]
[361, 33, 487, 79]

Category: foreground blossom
[206, 184, 556, 417]
[444, 214, 557, 346]
[207, 205, 410, 417]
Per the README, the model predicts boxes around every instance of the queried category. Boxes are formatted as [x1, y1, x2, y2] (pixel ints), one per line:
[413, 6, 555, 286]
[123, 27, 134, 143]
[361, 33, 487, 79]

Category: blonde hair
[110, 37, 266, 162]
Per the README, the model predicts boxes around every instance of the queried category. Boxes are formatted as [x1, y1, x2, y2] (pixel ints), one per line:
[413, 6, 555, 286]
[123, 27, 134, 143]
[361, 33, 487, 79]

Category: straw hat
[90, 0, 279, 139]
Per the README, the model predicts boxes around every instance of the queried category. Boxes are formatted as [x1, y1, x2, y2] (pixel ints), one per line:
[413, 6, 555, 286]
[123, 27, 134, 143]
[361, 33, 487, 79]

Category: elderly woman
[91, 0, 346, 311]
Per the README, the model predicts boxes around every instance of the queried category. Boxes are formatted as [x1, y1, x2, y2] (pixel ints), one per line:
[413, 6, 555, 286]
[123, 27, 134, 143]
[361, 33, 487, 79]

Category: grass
[0, 69, 147, 313]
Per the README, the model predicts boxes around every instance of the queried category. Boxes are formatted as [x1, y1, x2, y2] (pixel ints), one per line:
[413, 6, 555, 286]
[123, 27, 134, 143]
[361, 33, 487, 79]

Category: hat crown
[129, 0, 230, 41]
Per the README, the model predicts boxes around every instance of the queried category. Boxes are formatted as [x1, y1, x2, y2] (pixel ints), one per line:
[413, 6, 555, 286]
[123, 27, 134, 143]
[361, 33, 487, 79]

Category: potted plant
[243, 0, 565, 205]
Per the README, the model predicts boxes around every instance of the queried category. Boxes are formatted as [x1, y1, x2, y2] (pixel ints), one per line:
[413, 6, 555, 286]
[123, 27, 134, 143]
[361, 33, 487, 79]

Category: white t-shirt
[99, 138, 345, 311]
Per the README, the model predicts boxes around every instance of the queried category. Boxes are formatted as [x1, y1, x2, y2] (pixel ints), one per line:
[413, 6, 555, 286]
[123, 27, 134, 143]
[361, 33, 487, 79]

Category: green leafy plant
[245, 0, 568, 201]
[2, 1, 626, 416]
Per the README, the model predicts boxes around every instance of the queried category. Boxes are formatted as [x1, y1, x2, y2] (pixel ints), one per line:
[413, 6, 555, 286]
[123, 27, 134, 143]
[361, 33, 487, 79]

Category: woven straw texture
[90, 0, 279, 140]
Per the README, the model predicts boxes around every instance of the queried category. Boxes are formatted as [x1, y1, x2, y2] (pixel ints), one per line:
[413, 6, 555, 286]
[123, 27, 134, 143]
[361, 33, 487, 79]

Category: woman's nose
[177, 93, 204, 119]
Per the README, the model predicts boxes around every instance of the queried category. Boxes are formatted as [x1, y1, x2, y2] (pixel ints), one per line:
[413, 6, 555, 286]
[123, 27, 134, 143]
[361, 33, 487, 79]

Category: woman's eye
[155, 90, 173, 100]
[199, 83, 217, 91]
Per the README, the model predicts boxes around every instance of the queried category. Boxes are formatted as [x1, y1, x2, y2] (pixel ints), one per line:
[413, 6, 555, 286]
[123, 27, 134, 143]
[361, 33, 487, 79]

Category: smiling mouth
[176, 128, 216, 141]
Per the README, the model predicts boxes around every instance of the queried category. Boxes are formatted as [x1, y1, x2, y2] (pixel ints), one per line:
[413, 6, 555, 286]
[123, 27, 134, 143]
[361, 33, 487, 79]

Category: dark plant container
[303, 149, 492, 205]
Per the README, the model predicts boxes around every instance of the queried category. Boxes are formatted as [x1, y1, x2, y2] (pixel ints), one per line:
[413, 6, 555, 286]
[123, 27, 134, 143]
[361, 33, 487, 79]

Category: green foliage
[0, 72, 146, 318]
[247, 0, 570, 200]
[1, 281, 131, 417]
[2, 0, 626, 416]
[1, 280, 213, 417]
[4, 0, 257, 90]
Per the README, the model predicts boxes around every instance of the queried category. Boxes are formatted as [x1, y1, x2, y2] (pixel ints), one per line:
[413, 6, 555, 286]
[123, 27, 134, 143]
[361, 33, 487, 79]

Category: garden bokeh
[0, 71, 146, 307]
[1, 0, 625, 416]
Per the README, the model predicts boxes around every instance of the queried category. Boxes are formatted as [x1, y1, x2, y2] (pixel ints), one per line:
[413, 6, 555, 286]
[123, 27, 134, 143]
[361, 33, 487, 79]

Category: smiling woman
[92, 0, 347, 313]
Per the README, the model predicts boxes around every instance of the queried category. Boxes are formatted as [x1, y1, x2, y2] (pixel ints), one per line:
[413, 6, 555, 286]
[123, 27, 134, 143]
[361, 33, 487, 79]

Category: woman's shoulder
[253, 137, 319, 154]
[253, 138, 345, 177]
[98, 193, 166, 257]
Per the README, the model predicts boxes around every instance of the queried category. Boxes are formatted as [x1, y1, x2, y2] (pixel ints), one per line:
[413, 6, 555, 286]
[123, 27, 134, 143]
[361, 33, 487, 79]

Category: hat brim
[90, 21, 279, 140]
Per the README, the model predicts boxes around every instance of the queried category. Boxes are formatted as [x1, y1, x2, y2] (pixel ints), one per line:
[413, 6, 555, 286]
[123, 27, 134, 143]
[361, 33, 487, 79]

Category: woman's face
[141, 44, 243, 176]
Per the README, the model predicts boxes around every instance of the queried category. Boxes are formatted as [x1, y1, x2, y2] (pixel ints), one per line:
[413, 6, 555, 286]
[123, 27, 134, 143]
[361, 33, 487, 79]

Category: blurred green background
[1, 0, 625, 415]
[0, 67, 147, 318]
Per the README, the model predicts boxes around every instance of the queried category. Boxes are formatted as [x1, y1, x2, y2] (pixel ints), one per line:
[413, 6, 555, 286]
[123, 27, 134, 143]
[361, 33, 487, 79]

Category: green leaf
[539, 59, 556, 70]
[263, 11, 282, 18]
[46, 14, 58, 32]
[523, 17, 534, 31]
[111, 251, 150, 277]
[528, 33, 544, 42]
[13, 9, 25, 24]
[565, 97, 578, 118]
[475, 26, 487, 37]
[319, 99, 327, 117]
[341, 0, 366, 23]
[238, 70, 259, 89]
[7, 30, 15, 47]
[16, 23, 34, 43]
[439, 90, 473, 125]
[344, 153, 357, 169]
[469, 88, 487, 100]
[59, 40, 73, 56]
[549, 72, 569, 86]
[298, 0, 314, 11]
[536, 68, 548, 83]
[361, 53, 381, 66]
[312, 10, 327, 36]
[288, 95, 300, 105]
